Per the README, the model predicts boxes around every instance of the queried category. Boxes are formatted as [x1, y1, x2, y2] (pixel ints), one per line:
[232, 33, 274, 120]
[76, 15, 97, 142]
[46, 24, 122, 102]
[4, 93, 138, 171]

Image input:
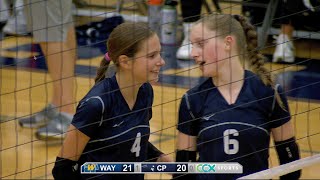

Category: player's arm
[52, 97, 103, 180]
[146, 142, 173, 162]
[52, 124, 90, 180]
[176, 93, 198, 154]
[172, 131, 197, 180]
[173, 93, 198, 179]
[176, 131, 197, 163]
[157, 153, 173, 162]
[271, 120, 301, 180]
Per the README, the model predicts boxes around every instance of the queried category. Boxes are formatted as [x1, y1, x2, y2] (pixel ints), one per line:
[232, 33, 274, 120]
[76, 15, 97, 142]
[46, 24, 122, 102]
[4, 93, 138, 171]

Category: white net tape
[238, 153, 320, 179]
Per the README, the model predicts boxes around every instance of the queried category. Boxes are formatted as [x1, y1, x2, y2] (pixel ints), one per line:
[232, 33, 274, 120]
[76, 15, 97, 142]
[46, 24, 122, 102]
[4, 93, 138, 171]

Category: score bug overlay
[81, 162, 242, 174]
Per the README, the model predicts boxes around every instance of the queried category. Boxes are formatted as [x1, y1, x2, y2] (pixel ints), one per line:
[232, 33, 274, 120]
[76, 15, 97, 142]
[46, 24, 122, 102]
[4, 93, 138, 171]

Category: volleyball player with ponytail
[174, 14, 301, 180]
[52, 22, 170, 180]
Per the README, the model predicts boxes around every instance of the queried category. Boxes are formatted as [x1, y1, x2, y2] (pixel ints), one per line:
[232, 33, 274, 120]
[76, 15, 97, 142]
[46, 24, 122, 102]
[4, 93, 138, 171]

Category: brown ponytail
[197, 14, 284, 108]
[94, 22, 155, 84]
[95, 58, 111, 83]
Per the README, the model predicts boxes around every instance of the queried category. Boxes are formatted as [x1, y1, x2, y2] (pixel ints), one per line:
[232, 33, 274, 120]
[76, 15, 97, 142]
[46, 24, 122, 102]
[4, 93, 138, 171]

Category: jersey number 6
[131, 132, 141, 157]
[223, 129, 239, 155]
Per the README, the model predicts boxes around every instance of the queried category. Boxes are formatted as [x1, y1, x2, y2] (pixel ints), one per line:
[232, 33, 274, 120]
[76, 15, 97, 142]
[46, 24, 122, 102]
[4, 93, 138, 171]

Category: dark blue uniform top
[72, 75, 153, 180]
[178, 70, 291, 180]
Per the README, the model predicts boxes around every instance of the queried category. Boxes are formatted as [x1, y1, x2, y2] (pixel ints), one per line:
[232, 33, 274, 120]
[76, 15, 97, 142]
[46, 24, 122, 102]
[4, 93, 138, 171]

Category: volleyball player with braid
[174, 14, 301, 180]
[52, 22, 171, 180]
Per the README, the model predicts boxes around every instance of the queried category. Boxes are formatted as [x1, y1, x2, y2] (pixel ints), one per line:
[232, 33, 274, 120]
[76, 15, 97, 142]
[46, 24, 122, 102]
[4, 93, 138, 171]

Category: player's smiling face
[132, 34, 165, 83]
[190, 23, 227, 77]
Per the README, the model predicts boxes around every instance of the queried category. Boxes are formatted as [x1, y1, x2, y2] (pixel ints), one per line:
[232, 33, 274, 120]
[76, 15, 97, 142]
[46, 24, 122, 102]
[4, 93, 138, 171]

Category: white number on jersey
[131, 132, 141, 157]
[223, 129, 239, 155]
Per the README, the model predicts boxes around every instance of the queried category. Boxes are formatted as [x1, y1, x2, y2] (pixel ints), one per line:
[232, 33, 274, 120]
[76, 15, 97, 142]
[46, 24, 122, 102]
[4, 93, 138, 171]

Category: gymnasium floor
[1, 4, 320, 180]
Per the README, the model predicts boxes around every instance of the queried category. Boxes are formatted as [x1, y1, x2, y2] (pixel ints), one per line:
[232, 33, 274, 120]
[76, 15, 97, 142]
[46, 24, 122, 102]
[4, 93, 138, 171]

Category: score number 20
[177, 164, 187, 172]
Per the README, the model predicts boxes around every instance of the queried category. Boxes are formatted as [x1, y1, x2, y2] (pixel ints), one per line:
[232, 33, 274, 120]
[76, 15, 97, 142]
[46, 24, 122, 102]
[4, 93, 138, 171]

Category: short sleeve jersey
[177, 70, 291, 180]
[72, 75, 153, 180]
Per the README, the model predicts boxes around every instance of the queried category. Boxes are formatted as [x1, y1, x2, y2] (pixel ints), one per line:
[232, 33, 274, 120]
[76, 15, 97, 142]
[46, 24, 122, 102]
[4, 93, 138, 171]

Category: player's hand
[157, 154, 173, 162]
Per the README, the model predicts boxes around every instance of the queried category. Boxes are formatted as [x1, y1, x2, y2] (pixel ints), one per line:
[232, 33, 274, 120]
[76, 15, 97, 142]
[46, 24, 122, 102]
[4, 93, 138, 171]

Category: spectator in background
[176, 0, 202, 60]
[0, 0, 29, 35]
[0, 0, 87, 35]
[18, 0, 77, 142]
[273, 0, 320, 63]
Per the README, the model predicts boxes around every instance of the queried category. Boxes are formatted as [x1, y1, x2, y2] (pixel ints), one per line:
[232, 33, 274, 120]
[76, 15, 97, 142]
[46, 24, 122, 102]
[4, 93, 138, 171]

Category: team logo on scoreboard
[82, 163, 98, 173]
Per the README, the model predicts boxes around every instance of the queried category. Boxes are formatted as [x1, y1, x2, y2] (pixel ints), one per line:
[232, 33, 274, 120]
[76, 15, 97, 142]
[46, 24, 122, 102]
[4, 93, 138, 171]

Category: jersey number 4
[131, 132, 141, 157]
[223, 129, 239, 155]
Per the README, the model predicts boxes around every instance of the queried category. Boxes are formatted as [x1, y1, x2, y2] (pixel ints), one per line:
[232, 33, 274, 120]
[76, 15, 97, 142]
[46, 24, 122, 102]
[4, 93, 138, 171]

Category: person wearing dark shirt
[52, 22, 171, 180]
[174, 14, 301, 180]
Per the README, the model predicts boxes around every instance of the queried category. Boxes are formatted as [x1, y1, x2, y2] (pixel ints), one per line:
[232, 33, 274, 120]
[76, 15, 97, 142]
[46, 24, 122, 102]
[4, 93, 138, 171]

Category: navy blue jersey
[178, 70, 291, 180]
[72, 75, 153, 180]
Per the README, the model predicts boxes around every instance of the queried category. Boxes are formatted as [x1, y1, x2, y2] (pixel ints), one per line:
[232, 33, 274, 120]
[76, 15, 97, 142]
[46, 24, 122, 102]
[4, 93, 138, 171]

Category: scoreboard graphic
[81, 162, 242, 174]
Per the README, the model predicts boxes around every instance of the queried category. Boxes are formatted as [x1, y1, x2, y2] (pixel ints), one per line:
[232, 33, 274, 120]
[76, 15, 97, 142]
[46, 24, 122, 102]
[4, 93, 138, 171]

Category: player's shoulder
[245, 70, 274, 97]
[141, 82, 153, 94]
[78, 77, 114, 107]
[138, 82, 154, 105]
[184, 77, 212, 104]
[188, 77, 212, 94]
